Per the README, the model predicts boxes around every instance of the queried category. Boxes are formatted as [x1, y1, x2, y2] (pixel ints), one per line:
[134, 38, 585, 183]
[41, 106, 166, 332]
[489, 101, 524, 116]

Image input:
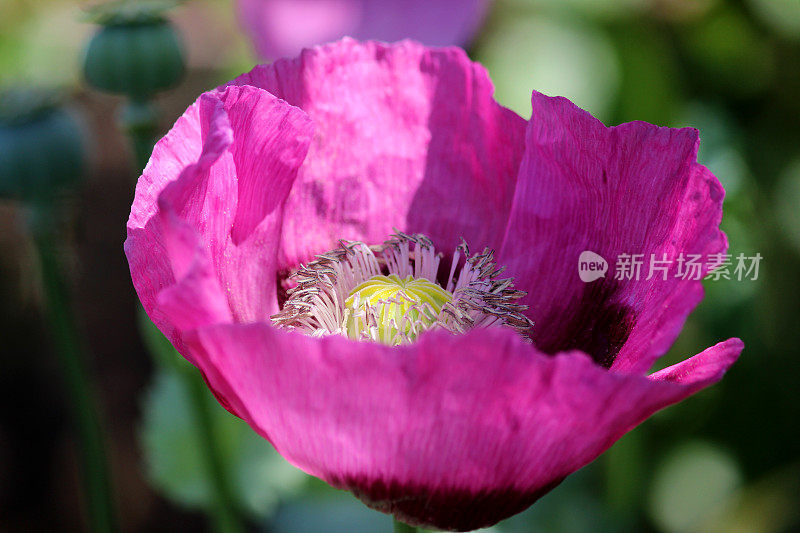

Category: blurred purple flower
[125, 39, 742, 531]
[236, 0, 492, 59]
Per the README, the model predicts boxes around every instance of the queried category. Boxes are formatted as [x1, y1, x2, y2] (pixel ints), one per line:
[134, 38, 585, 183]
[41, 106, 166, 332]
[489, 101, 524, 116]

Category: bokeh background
[1, 0, 799, 531]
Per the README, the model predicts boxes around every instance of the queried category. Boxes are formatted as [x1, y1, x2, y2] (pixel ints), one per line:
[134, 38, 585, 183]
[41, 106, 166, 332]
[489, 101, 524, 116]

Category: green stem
[183, 368, 245, 533]
[120, 100, 160, 172]
[30, 206, 116, 533]
[393, 518, 418, 533]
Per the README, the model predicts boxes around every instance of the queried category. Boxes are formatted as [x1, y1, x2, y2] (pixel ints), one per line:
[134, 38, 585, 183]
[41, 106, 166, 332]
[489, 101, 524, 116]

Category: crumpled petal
[231, 38, 527, 269]
[183, 323, 742, 531]
[499, 91, 727, 374]
[237, 0, 492, 60]
[125, 84, 314, 355]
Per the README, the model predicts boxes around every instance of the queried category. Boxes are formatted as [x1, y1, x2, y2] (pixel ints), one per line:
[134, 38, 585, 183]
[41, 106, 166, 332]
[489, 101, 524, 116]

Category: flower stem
[29, 206, 116, 533]
[120, 100, 160, 173]
[183, 366, 245, 533]
[393, 518, 418, 533]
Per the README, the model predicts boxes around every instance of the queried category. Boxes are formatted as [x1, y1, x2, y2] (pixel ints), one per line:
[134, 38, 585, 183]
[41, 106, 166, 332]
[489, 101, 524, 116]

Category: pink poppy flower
[237, 0, 492, 60]
[125, 39, 742, 531]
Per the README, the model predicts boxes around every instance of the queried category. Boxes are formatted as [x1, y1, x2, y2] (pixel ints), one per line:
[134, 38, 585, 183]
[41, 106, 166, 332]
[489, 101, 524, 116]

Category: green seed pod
[83, 1, 185, 100]
[0, 89, 86, 202]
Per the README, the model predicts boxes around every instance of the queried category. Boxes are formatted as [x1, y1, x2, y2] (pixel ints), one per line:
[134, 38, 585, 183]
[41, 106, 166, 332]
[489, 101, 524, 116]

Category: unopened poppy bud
[83, 1, 185, 100]
[0, 89, 85, 202]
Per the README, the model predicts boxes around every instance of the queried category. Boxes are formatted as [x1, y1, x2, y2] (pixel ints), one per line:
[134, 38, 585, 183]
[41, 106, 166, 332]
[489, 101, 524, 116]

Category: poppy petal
[499, 91, 727, 373]
[231, 39, 527, 267]
[183, 322, 742, 530]
[125, 84, 314, 355]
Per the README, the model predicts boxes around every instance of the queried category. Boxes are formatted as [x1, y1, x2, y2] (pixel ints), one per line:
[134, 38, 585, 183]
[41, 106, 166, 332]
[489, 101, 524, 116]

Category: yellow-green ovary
[344, 274, 452, 344]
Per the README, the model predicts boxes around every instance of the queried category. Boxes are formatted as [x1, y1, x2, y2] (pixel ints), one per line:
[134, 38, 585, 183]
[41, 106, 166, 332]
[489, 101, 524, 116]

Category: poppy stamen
[271, 232, 534, 344]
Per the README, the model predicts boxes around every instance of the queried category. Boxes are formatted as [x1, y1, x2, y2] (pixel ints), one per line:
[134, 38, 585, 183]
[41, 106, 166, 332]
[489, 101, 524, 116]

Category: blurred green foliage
[138, 313, 307, 519]
[2, 0, 799, 531]
[140, 365, 307, 518]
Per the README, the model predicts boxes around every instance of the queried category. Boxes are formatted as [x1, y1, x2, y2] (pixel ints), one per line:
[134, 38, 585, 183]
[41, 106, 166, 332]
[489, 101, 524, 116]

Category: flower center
[271, 232, 533, 345]
[344, 274, 453, 344]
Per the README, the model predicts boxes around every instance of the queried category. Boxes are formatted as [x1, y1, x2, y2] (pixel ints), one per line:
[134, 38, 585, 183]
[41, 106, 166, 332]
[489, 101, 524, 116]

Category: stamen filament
[271, 232, 534, 344]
